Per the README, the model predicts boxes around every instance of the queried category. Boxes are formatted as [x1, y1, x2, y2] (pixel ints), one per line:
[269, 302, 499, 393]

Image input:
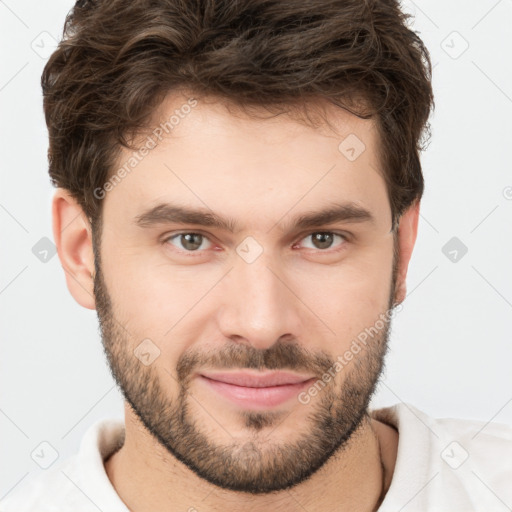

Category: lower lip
[198, 375, 315, 410]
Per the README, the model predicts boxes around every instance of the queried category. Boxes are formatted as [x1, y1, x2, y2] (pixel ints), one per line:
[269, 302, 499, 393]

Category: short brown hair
[42, 0, 433, 232]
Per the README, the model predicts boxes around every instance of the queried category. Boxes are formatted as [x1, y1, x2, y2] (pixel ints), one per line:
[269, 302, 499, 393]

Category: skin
[52, 91, 419, 511]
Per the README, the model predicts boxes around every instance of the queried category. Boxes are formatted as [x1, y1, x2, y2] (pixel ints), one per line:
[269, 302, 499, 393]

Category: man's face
[93, 93, 399, 493]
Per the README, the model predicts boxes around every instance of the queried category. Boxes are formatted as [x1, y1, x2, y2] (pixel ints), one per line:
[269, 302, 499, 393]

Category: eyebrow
[134, 201, 375, 233]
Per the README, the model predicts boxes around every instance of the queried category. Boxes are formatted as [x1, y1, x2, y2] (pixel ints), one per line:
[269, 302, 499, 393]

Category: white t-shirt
[1, 402, 511, 511]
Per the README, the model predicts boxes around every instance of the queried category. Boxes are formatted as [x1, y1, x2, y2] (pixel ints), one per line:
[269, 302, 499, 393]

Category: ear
[393, 199, 420, 305]
[52, 188, 96, 310]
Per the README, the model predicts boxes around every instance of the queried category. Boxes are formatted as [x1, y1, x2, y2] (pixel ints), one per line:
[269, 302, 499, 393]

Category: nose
[216, 250, 303, 351]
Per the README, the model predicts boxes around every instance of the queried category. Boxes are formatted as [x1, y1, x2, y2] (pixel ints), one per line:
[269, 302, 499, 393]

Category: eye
[164, 232, 213, 252]
[163, 230, 348, 254]
[296, 231, 347, 251]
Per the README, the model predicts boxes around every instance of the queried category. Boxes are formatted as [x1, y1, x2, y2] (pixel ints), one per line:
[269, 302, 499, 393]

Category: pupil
[182, 233, 202, 250]
[313, 232, 333, 249]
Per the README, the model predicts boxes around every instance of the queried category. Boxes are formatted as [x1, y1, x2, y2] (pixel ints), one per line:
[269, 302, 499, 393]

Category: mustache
[176, 340, 335, 384]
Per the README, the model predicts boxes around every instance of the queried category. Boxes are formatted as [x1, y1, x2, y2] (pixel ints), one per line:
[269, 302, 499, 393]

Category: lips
[197, 370, 316, 409]
[199, 370, 315, 387]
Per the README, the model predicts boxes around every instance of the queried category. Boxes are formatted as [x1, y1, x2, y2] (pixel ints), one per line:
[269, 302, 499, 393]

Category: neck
[105, 405, 398, 512]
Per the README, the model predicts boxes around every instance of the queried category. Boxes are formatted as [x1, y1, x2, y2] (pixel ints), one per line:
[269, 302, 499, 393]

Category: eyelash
[162, 231, 349, 255]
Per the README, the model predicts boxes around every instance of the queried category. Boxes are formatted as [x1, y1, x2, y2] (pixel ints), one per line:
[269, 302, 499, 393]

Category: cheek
[100, 240, 213, 346]
[101, 253, 240, 382]
[290, 244, 394, 347]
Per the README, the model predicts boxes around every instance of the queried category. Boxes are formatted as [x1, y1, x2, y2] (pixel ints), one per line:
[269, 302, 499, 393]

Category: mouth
[197, 370, 316, 410]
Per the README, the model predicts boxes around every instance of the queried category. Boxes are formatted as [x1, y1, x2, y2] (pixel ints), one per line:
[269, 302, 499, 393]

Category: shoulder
[373, 402, 512, 511]
[429, 408, 512, 464]
[374, 401, 512, 452]
[426, 408, 512, 510]
[0, 456, 86, 512]
[0, 417, 126, 512]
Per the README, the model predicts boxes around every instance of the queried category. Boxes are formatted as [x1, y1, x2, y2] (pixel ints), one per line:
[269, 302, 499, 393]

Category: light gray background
[1, 0, 511, 499]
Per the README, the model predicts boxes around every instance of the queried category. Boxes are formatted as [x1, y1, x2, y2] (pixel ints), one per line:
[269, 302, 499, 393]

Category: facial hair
[93, 241, 398, 494]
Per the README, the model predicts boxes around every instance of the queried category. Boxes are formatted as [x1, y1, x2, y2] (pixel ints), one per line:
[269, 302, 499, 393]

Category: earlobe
[393, 200, 420, 306]
[52, 189, 96, 310]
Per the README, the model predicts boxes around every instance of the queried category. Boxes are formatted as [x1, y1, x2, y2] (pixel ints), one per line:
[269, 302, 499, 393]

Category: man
[2, 0, 511, 510]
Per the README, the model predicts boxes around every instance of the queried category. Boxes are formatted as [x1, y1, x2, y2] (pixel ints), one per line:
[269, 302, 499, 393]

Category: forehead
[104, 91, 391, 232]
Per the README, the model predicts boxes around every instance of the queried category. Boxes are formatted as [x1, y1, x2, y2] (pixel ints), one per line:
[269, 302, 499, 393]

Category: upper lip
[199, 370, 315, 388]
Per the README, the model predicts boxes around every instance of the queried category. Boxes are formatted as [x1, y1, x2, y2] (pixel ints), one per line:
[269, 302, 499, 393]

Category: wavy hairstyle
[42, 0, 434, 234]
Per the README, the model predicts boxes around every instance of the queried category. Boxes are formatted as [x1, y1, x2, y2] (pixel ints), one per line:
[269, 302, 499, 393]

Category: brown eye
[312, 232, 333, 249]
[299, 232, 346, 250]
[166, 233, 212, 252]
